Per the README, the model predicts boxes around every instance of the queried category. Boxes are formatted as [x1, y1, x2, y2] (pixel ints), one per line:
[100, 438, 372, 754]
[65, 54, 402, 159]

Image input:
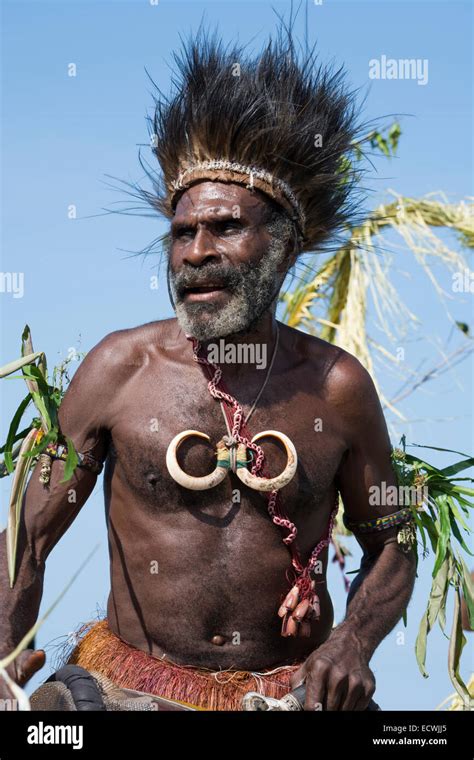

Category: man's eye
[217, 221, 242, 235]
[174, 227, 194, 239]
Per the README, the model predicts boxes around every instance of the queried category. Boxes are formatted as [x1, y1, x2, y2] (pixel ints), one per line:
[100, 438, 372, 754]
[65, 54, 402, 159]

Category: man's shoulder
[89, 318, 179, 365]
[66, 319, 179, 396]
[281, 322, 376, 401]
[58, 319, 180, 430]
[285, 326, 384, 447]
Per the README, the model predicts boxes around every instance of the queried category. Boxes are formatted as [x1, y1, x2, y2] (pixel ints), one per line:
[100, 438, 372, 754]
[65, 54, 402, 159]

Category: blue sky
[1, 0, 473, 709]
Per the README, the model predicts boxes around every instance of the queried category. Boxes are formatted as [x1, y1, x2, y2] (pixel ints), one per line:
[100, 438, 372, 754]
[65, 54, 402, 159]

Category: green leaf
[21, 326, 47, 378]
[415, 610, 429, 678]
[448, 508, 473, 555]
[451, 486, 474, 497]
[428, 558, 450, 628]
[447, 496, 472, 532]
[459, 555, 474, 630]
[21, 324, 33, 353]
[415, 558, 450, 676]
[413, 512, 427, 554]
[1, 374, 35, 381]
[438, 603, 447, 634]
[448, 587, 471, 707]
[378, 136, 390, 157]
[30, 391, 51, 431]
[425, 496, 441, 525]
[440, 458, 474, 478]
[404, 453, 443, 474]
[3, 394, 32, 474]
[438, 555, 455, 638]
[450, 493, 472, 512]
[416, 511, 439, 553]
[0, 352, 43, 379]
[455, 321, 470, 336]
[409, 443, 472, 459]
[61, 436, 79, 482]
[0, 426, 34, 455]
[388, 122, 401, 152]
[432, 495, 451, 577]
[7, 428, 38, 586]
[21, 364, 49, 396]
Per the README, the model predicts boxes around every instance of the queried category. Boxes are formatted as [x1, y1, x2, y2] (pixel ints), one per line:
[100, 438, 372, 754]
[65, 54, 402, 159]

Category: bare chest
[105, 358, 347, 530]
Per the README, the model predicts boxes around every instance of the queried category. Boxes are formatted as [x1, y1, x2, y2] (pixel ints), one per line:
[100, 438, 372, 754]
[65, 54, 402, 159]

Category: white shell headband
[170, 159, 307, 237]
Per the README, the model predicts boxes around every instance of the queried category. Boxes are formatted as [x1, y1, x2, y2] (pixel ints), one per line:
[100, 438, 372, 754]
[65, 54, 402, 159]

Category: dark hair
[139, 22, 365, 257]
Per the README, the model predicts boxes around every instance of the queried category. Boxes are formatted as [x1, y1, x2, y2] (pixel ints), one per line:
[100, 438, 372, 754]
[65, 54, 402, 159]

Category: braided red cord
[188, 337, 339, 606]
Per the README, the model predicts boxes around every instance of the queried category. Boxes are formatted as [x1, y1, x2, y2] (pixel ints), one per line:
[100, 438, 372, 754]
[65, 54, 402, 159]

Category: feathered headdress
[145, 25, 364, 254]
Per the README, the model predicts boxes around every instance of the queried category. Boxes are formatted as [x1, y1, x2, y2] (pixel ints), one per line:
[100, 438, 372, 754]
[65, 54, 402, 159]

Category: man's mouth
[182, 283, 230, 303]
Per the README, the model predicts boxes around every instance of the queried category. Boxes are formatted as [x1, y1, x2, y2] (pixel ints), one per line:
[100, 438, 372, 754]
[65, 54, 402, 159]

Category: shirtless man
[0, 180, 417, 710]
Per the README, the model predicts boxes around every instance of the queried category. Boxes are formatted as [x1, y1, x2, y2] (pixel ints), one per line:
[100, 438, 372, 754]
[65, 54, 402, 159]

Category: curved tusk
[166, 431, 229, 491]
[235, 430, 297, 492]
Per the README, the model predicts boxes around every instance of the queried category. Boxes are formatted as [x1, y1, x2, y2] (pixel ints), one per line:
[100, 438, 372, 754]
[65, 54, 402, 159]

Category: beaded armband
[342, 506, 413, 534]
[342, 507, 417, 553]
[38, 442, 104, 485]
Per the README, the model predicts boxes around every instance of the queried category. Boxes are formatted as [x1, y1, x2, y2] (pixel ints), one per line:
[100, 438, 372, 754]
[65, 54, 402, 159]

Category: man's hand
[0, 649, 45, 702]
[289, 629, 375, 711]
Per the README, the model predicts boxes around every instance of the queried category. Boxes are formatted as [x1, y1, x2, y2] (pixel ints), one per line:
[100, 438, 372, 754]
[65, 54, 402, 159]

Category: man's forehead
[173, 180, 270, 220]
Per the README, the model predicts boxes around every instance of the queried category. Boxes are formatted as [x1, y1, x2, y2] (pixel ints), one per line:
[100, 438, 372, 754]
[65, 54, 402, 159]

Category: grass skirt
[64, 619, 301, 711]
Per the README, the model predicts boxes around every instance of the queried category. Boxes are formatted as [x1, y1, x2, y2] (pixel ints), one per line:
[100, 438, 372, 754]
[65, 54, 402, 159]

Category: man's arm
[0, 331, 121, 695]
[290, 352, 417, 710]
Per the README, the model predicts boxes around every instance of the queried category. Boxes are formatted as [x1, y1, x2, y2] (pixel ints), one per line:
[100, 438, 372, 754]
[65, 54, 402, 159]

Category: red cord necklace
[187, 332, 339, 638]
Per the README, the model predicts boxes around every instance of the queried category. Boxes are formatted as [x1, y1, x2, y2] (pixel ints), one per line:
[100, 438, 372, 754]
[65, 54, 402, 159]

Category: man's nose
[182, 226, 220, 267]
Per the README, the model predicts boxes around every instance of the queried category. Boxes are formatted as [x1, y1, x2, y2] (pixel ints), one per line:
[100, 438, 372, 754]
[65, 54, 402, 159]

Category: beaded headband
[170, 160, 307, 237]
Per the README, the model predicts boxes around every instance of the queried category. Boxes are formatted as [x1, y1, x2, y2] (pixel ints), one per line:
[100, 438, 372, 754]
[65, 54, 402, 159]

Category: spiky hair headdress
[147, 26, 363, 253]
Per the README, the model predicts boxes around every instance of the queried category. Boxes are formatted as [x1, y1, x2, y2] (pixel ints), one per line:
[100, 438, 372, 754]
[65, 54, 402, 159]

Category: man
[0, 28, 416, 711]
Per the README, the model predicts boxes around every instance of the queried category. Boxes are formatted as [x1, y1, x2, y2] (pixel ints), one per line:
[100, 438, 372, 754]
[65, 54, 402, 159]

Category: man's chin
[175, 300, 253, 342]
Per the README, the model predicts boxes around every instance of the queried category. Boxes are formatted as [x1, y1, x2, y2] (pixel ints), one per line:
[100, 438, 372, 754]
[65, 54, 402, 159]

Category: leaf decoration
[415, 557, 450, 678]
[448, 587, 471, 707]
[6, 428, 40, 587]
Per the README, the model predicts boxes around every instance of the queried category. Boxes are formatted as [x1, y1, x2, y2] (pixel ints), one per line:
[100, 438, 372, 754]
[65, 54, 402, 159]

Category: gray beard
[170, 234, 289, 341]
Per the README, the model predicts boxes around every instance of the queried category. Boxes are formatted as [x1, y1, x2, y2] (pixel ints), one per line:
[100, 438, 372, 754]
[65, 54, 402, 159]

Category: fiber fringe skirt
[64, 619, 301, 711]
